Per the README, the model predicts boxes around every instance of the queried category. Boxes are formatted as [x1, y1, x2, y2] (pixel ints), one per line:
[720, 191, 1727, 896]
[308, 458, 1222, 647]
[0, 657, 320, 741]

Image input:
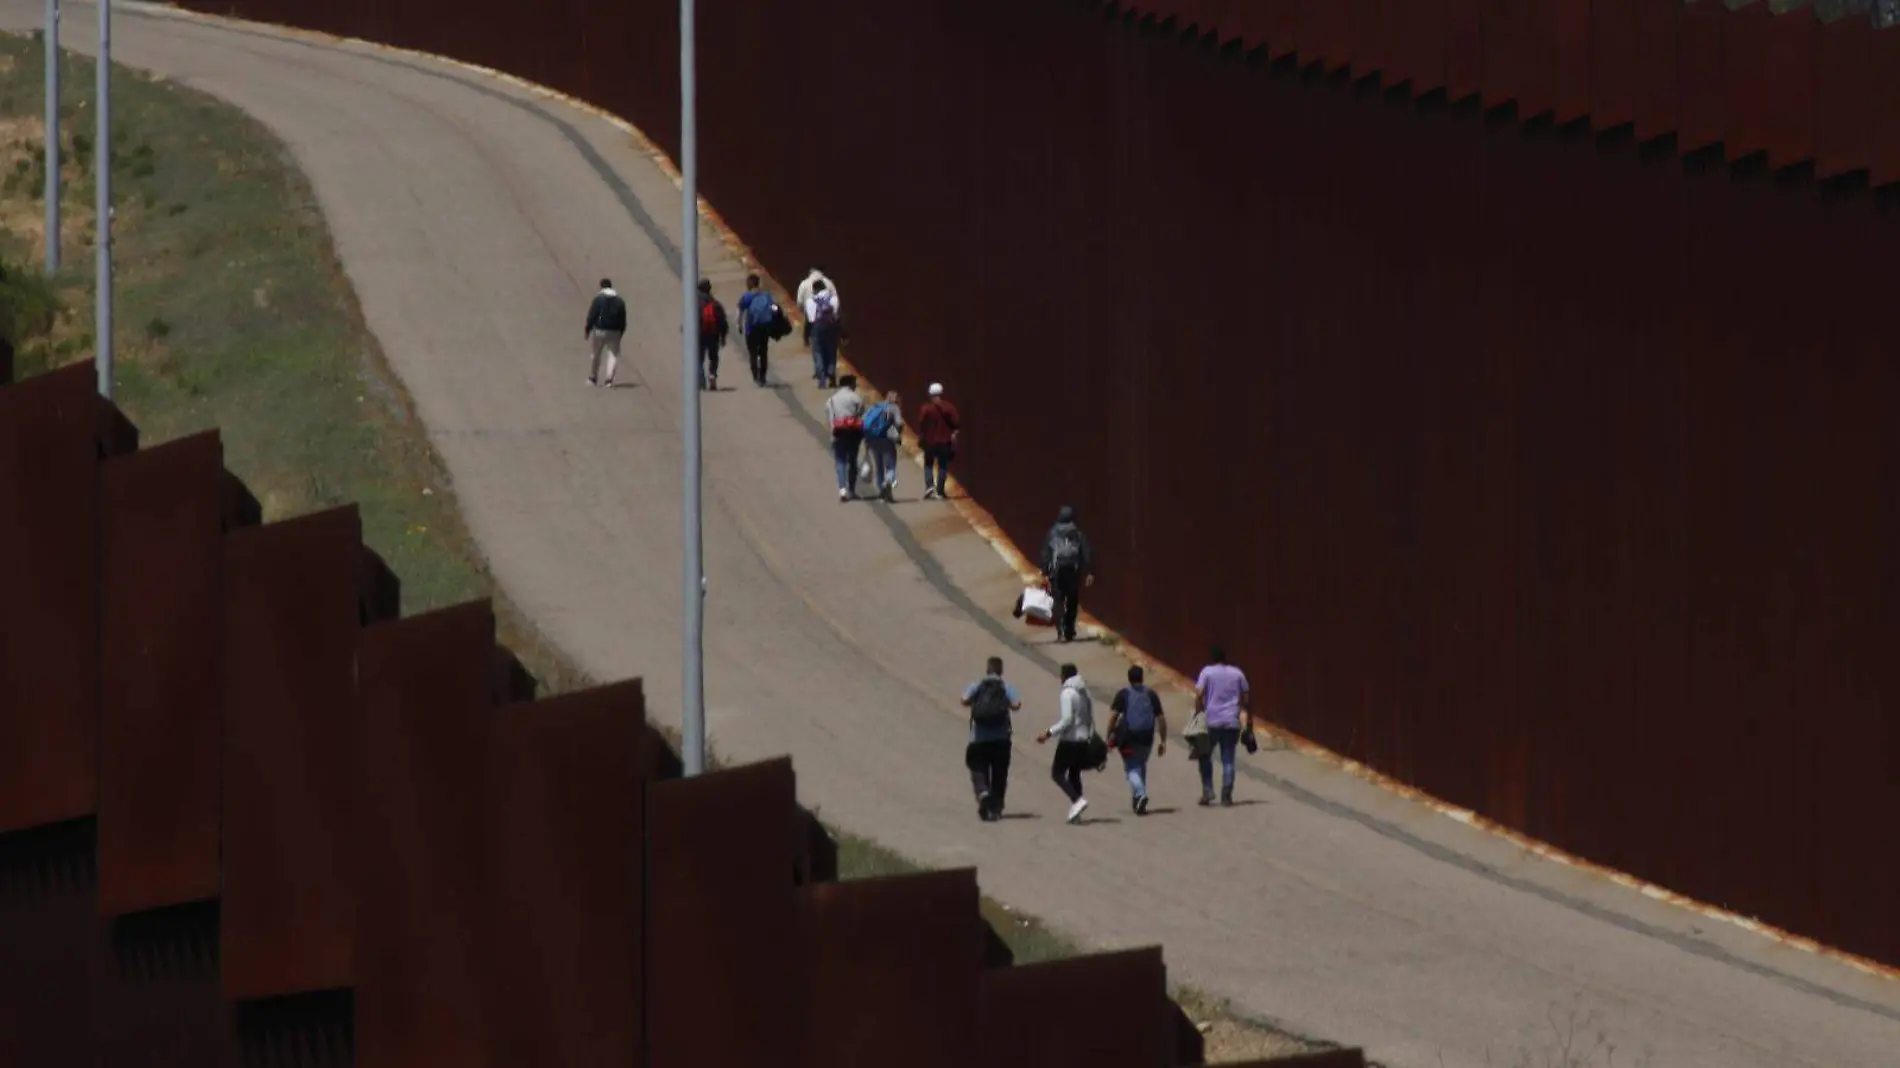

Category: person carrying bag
[1036, 663, 1099, 824]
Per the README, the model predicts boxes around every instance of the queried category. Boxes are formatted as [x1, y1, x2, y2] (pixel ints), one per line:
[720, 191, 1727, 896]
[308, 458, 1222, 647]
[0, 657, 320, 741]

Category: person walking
[804, 280, 842, 388]
[736, 273, 778, 386]
[1108, 665, 1168, 815]
[862, 391, 903, 502]
[916, 383, 960, 500]
[697, 279, 730, 390]
[1035, 663, 1096, 824]
[1039, 506, 1095, 643]
[795, 265, 837, 348]
[824, 375, 867, 502]
[584, 278, 627, 387]
[960, 656, 1023, 821]
[1193, 647, 1252, 807]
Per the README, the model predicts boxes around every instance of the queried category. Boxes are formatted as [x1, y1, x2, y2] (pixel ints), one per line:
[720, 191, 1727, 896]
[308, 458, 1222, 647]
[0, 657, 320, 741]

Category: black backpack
[970, 678, 1012, 725]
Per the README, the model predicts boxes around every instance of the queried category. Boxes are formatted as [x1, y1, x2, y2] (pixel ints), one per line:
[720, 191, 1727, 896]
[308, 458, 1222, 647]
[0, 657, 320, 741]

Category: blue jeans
[831, 434, 862, 492]
[1197, 726, 1240, 797]
[811, 323, 840, 383]
[868, 436, 898, 492]
[1121, 744, 1151, 801]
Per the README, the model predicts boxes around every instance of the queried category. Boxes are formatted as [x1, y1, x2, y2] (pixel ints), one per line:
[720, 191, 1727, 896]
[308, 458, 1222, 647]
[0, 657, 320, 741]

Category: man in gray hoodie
[1035, 663, 1096, 824]
[1039, 506, 1095, 643]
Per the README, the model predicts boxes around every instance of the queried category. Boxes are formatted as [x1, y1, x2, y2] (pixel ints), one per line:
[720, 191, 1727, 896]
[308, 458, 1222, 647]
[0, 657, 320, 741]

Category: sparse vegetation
[0, 31, 579, 689]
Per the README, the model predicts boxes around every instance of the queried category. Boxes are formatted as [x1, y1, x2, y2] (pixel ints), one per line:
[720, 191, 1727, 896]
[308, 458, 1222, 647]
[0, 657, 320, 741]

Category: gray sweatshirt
[1047, 675, 1095, 743]
[824, 388, 865, 430]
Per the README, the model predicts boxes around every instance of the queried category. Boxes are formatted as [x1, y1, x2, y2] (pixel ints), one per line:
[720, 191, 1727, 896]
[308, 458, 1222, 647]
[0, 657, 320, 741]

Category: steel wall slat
[221, 507, 371, 998]
[98, 433, 232, 917]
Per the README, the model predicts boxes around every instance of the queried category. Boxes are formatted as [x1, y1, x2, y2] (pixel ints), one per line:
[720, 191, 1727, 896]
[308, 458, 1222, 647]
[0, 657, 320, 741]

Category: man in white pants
[584, 278, 627, 387]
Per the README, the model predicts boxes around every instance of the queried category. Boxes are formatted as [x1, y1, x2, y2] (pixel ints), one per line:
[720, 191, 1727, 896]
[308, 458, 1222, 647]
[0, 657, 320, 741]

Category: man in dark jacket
[697, 278, 730, 391]
[584, 278, 628, 387]
[1039, 505, 1094, 643]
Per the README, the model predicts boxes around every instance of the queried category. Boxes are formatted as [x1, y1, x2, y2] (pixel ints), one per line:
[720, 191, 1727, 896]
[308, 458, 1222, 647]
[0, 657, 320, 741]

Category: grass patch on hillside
[0, 33, 581, 690]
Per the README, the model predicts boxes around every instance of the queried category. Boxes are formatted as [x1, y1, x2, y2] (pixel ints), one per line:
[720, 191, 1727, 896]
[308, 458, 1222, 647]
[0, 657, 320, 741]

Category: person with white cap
[915, 381, 961, 500]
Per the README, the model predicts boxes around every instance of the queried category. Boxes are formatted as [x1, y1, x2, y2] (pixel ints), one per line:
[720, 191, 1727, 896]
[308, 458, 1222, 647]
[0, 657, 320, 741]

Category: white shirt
[1048, 678, 1095, 743]
[803, 289, 841, 325]
[796, 270, 837, 309]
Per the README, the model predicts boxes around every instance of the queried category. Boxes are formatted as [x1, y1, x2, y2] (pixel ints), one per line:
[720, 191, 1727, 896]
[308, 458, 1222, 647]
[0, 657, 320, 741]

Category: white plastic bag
[1017, 586, 1055, 625]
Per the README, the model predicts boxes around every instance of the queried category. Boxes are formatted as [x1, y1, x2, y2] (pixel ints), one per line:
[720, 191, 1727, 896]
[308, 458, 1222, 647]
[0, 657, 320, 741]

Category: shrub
[0, 259, 63, 348]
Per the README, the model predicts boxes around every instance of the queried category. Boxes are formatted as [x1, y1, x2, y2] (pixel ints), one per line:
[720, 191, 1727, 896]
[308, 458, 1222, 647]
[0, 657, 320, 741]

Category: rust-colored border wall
[170, 0, 1900, 967]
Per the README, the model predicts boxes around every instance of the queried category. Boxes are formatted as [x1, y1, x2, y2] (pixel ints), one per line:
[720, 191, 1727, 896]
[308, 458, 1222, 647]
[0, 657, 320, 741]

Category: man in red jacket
[915, 382, 961, 500]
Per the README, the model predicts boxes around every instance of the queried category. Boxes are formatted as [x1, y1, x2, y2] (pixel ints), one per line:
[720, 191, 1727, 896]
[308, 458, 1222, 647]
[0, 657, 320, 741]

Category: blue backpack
[1119, 686, 1158, 735]
[743, 290, 776, 331]
[863, 402, 895, 439]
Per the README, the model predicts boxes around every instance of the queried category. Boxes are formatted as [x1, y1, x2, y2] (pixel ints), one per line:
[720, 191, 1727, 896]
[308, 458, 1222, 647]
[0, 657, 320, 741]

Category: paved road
[15, 4, 1900, 1065]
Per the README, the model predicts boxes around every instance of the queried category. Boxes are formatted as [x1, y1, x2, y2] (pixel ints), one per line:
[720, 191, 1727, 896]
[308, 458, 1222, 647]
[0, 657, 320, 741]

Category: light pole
[95, 0, 112, 400]
[43, 0, 58, 273]
[678, 0, 705, 776]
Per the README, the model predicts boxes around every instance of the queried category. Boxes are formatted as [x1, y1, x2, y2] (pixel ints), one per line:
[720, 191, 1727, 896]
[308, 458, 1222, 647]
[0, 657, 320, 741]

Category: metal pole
[679, 0, 705, 776]
[43, 0, 59, 273]
[95, 0, 111, 399]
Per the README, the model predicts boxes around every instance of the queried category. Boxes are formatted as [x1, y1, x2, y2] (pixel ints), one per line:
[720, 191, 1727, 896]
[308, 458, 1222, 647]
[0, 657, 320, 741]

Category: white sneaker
[838, 488, 849, 502]
[1066, 797, 1089, 824]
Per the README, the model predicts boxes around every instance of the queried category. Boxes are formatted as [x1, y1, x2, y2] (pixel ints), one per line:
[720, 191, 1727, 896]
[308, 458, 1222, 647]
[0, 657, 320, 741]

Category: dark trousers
[745, 330, 770, 383]
[699, 336, 720, 385]
[1050, 566, 1082, 640]
[966, 739, 1012, 812]
[811, 323, 840, 385]
[1051, 741, 1089, 802]
[923, 445, 953, 495]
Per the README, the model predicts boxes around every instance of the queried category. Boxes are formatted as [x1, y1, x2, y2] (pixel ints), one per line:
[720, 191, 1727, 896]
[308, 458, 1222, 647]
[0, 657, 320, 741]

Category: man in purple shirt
[1194, 646, 1252, 807]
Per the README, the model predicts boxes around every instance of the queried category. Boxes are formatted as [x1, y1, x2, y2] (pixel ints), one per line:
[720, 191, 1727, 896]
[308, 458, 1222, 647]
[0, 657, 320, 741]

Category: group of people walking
[582, 268, 967, 503]
[961, 648, 1254, 824]
[821, 376, 962, 503]
[583, 269, 1259, 823]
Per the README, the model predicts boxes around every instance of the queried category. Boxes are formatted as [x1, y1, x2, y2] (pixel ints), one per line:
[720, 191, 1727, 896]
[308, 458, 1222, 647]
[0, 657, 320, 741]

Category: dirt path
[13, 4, 1898, 1065]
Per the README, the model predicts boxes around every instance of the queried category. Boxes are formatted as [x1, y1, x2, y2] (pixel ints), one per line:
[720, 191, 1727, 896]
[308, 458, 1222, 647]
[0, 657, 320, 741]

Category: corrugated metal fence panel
[1815, 15, 1873, 178]
[797, 872, 984, 1068]
[1676, 0, 1728, 152]
[0, 363, 133, 833]
[1590, 0, 1641, 128]
[1723, 2, 1819, 167]
[1867, 21, 1900, 183]
[1630, 0, 1681, 140]
[982, 949, 1173, 1068]
[1444, 0, 1484, 100]
[1299, 0, 1353, 70]
[482, 682, 648, 1068]
[646, 761, 800, 1068]
[221, 506, 372, 999]
[1552, 0, 1591, 123]
[354, 604, 504, 1068]
[97, 433, 233, 917]
[1395, 0, 1446, 93]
